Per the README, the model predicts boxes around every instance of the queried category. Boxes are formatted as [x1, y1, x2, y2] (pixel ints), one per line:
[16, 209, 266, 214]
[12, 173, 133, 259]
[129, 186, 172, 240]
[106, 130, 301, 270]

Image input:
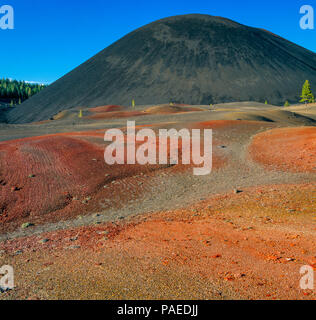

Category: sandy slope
[0, 102, 315, 300]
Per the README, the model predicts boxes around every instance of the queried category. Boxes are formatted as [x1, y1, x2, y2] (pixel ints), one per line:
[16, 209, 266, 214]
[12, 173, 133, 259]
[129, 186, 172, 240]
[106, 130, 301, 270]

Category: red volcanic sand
[1, 184, 314, 299]
[89, 105, 124, 113]
[0, 136, 103, 222]
[249, 127, 316, 172]
[0, 133, 161, 231]
[88, 104, 145, 119]
[0, 129, 224, 231]
[108, 186, 315, 299]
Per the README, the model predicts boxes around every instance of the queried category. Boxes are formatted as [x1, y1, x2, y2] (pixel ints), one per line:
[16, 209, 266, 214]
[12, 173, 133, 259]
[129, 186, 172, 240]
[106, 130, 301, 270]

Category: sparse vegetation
[300, 80, 314, 104]
[284, 100, 290, 107]
[21, 222, 34, 229]
[0, 78, 46, 105]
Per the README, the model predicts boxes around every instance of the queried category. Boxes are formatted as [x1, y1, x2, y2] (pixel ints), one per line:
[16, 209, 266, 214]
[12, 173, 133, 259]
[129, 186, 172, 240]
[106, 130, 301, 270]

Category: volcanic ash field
[0, 101, 315, 300]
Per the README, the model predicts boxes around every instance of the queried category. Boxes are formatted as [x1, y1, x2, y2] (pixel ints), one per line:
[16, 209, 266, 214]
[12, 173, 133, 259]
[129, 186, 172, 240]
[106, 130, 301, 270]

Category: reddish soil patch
[249, 127, 316, 172]
[88, 104, 146, 119]
[89, 105, 124, 113]
[1, 184, 315, 300]
[145, 105, 203, 114]
[0, 129, 224, 232]
[0, 134, 161, 232]
[106, 184, 315, 300]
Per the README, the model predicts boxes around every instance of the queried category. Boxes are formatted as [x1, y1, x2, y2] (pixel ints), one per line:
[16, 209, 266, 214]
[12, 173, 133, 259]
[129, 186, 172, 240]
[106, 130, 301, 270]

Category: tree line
[0, 78, 47, 105]
[1, 78, 314, 108]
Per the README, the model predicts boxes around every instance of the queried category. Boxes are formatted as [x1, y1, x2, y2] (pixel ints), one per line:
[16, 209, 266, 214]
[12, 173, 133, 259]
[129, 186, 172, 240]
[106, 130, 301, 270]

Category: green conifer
[300, 80, 314, 104]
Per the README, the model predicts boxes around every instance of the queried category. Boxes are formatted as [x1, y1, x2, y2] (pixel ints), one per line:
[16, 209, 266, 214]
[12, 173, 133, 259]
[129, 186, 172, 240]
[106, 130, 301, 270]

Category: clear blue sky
[0, 0, 315, 84]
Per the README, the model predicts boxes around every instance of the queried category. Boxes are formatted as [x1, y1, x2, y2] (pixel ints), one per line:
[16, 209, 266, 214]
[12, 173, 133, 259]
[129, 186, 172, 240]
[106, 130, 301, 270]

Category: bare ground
[0, 102, 315, 300]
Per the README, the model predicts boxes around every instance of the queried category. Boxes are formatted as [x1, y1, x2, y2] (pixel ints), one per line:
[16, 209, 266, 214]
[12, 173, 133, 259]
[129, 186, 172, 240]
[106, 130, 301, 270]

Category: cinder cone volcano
[7, 14, 316, 123]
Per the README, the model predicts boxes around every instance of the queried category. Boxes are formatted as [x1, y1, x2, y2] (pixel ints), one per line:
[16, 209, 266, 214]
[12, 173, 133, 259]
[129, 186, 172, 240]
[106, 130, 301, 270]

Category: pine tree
[284, 100, 290, 107]
[132, 99, 135, 108]
[0, 78, 47, 104]
[78, 110, 83, 118]
[300, 80, 315, 104]
[265, 100, 268, 105]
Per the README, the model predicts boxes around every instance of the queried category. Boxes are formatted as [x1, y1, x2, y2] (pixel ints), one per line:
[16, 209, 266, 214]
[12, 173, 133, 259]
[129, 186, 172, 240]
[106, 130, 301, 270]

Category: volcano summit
[7, 14, 316, 123]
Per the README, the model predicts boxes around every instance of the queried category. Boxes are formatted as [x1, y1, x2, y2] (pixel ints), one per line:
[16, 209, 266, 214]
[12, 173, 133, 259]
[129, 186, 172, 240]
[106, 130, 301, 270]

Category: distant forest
[0, 78, 47, 105]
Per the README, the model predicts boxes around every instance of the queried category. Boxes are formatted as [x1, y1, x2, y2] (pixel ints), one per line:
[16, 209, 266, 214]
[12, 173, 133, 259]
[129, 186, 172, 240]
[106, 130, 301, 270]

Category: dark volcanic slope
[7, 14, 316, 123]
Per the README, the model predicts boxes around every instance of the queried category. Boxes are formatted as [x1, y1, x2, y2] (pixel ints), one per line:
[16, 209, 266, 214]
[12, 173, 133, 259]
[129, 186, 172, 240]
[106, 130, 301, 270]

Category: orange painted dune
[1, 184, 314, 300]
[0, 130, 225, 232]
[87, 105, 145, 119]
[249, 127, 316, 172]
[89, 105, 124, 113]
[0, 134, 160, 231]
